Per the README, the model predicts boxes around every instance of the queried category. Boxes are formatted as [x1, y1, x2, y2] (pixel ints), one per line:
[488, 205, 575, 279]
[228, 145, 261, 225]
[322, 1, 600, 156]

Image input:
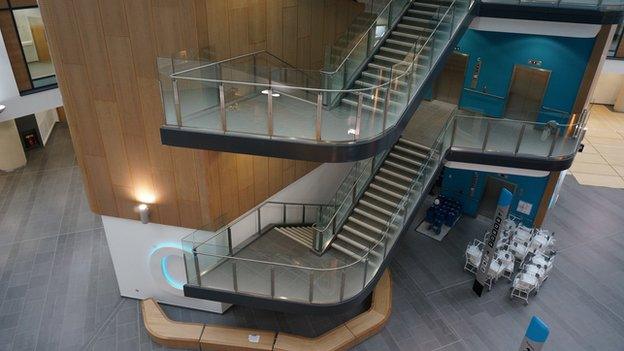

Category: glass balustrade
[181, 110, 587, 305]
[160, 0, 475, 143]
[481, 0, 624, 9]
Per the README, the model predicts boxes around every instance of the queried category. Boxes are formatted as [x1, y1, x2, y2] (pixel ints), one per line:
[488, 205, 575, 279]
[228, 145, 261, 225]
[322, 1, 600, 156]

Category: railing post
[227, 228, 233, 255]
[450, 118, 457, 148]
[308, 271, 314, 303]
[362, 257, 369, 289]
[252, 52, 257, 86]
[316, 92, 323, 141]
[332, 214, 337, 235]
[302, 205, 306, 224]
[355, 92, 364, 140]
[314, 231, 322, 253]
[383, 69, 394, 131]
[283, 203, 287, 223]
[450, 6, 456, 34]
[482, 121, 491, 152]
[514, 124, 526, 156]
[267, 89, 274, 136]
[257, 208, 262, 236]
[339, 271, 346, 302]
[232, 262, 238, 292]
[270, 267, 276, 298]
[548, 126, 561, 158]
[219, 84, 227, 132]
[193, 249, 202, 285]
[172, 78, 182, 126]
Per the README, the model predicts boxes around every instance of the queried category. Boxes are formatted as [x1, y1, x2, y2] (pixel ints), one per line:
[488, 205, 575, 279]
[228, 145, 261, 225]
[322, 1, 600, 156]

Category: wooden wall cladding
[0, 10, 33, 92]
[37, 0, 364, 230]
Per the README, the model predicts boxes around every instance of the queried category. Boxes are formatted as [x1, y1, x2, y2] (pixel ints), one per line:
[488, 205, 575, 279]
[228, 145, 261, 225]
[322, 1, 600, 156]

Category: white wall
[35, 108, 59, 145]
[470, 17, 601, 38]
[0, 25, 63, 123]
[591, 59, 624, 105]
[103, 161, 352, 313]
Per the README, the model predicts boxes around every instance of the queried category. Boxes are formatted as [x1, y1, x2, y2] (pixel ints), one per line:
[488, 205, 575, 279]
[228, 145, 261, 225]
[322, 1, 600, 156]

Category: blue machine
[519, 316, 550, 351]
[426, 195, 462, 235]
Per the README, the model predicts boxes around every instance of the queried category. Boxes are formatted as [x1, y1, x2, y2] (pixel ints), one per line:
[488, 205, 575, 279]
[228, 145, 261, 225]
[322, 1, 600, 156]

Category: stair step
[337, 233, 372, 252]
[391, 30, 422, 41]
[360, 197, 396, 217]
[389, 151, 426, 167]
[364, 189, 401, 208]
[374, 175, 409, 192]
[354, 207, 390, 226]
[394, 144, 429, 159]
[350, 213, 386, 235]
[369, 183, 403, 200]
[379, 166, 412, 183]
[275, 227, 314, 249]
[384, 159, 421, 175]
[367, 62, 408, 74]
[331, 241, 365, 260]
[344, 221, 384, 243]
[397, 23, 434, 34]
[399, 138, 432, 153]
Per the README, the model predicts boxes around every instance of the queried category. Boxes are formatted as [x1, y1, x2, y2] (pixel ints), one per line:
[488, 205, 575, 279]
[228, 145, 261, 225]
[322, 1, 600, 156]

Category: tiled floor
[2, 120, 624, 350]
[570, 104, 624, 188]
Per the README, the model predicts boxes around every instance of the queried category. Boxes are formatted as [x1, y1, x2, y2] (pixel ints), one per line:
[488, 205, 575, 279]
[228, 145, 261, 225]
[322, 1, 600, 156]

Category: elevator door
[504, 65, 551, 122]
[433, 52, 469, 105]
[478, 177, 517, 219]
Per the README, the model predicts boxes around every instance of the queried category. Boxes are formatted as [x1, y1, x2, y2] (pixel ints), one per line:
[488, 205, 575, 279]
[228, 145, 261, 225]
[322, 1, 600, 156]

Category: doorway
[477, 176, 517, 219]
[504, 65, 551, 122]
[433, 52, 469, 105]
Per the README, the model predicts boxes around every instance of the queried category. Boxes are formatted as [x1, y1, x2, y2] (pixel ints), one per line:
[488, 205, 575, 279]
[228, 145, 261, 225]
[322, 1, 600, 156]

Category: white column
[0, 119, 26, 171]
[614, 82, 624, 112]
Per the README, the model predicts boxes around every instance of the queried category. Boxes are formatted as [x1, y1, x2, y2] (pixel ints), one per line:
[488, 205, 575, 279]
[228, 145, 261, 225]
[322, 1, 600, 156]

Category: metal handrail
[186, 200, 326, 250]
[169, 0, 466, 95]
[319, 0, 397, 75]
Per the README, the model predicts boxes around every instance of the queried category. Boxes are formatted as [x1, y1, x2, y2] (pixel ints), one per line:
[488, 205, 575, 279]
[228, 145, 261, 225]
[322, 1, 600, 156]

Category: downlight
[261, 89, 280, 98]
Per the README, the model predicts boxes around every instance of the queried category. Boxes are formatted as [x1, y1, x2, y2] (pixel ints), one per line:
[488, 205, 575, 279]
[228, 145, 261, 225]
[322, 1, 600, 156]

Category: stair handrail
[319, 0, 407, 75]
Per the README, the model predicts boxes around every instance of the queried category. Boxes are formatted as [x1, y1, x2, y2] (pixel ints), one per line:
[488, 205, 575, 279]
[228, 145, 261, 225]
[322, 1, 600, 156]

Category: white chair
[531, 231, 555, 253]
[531, 252, 555, 279]
[510, 241, 530, 263]
[464, 239, 484, 274]
[511, 272, 539, 305]
[513, 225, 533, 244]
[497, 250, 515, 281]
[485, 259, 506, 290]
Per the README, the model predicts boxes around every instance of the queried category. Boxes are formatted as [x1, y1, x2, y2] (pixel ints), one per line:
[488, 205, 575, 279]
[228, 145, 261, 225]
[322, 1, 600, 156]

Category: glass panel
[313, 270, 341, 304]
[177, 78, 221, 130]
[454, 116, 488, 150]
[201, 258, 236, 291]
[274, 266, 310, 303]
[517, 124, 555, 157]
[236, 260, 271, 297]
[272, 88, 317, 140]
[342, 261, 366, 300]
[223, 82, 268, 135]
[484, 120, 523, 154]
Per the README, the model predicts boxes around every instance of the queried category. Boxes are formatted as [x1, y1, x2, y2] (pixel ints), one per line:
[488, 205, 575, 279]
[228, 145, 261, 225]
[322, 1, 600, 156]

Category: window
[0, 1, 57, 95]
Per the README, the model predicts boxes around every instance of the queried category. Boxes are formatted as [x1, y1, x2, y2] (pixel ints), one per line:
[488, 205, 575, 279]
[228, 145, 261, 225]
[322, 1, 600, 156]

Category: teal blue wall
[440, 167, 549, 226]
[455, 30, 595, 124]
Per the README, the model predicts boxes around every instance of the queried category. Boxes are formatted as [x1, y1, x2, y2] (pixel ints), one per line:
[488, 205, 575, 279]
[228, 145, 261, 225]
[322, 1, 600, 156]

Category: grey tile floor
[2, 121, 624, 350]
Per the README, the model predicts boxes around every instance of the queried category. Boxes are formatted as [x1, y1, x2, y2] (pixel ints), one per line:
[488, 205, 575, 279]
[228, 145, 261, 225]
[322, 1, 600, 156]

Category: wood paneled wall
[37, 0, 367, 230]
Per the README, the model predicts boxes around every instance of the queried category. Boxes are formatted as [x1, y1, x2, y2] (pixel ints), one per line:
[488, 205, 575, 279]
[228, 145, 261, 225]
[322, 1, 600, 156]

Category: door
[504, 65, 551, 122]
[433, 52, 469, 105]
[477, 177, 517, 219]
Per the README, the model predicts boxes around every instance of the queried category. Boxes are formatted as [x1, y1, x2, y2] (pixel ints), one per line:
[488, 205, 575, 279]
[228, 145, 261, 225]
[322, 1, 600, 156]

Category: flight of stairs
[327, 12, 379, 69]
[341, 0, 453, 115]
[275, 226, 316, 250]
[330, 137, 431, 260]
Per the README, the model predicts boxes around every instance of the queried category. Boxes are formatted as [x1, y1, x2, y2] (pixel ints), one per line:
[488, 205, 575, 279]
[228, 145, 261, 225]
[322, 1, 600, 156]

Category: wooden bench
[142, 269, 392, 351]
[140, 298, 204, 350]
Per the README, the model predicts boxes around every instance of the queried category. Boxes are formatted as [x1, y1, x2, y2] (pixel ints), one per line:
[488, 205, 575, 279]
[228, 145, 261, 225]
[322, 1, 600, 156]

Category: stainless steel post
[232, 262, 238, 292]
[227, 228, 233, 255]
[193, 250, 202, 285]
[257, 208, 261, 236]
[172, 79, 182, 126]
[219, 84, 227, 131]
[355, 92, 364, 140]
[362, 258, 369, 288]
[514, 124, 526, 156]
[308, 272, 314, 303]
[283, 203, 287, 223]
[382, 69, 394, 131]
[316, 92, 323, 141]
[548, 127, 561, 157]
[302, 205, 306, 224]
[270, 268, 276, 298]
[267, 90, 274, 136]
[339, 271, 346, 302]
[482, 121, 491, 151]
[450, 117, 457, 147]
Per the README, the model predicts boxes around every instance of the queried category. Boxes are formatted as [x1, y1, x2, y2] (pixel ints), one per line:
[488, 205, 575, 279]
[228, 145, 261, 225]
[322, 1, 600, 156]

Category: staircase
[275, 226, 316, 249]
[341, 0, 454, 114]
[330, 137, 431, 260]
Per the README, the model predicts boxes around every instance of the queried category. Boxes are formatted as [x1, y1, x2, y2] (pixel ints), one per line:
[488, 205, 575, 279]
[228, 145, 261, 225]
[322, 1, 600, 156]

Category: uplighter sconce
[138, 204, 150, 224]
[0, 104, 5, 114]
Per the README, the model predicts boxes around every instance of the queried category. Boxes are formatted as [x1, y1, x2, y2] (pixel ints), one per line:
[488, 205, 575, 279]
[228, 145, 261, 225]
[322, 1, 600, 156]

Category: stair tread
[344, 221, 385, 243]
[360, 196, 398, 216]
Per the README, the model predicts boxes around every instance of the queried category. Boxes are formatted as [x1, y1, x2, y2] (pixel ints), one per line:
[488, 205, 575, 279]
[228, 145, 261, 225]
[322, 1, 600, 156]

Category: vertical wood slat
[38, 0, 338, 230]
